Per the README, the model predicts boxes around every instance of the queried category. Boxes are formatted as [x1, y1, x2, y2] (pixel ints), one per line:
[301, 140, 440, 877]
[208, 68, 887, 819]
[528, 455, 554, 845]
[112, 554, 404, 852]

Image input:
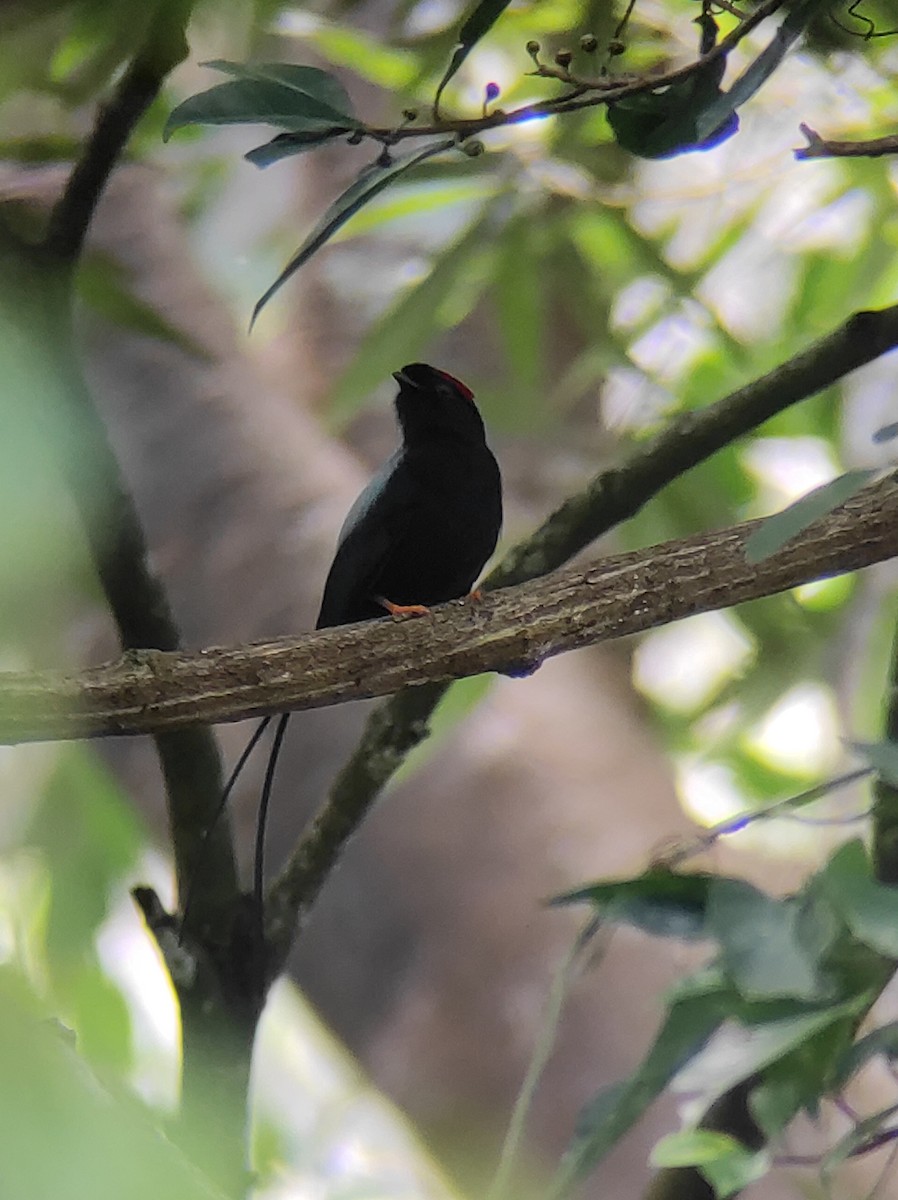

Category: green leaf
[684, 998, 870, 1134]
[834, 1020, 898, 1089]
[850, 739, 898, 788]
[328, 203, 499, 421]
[608, 0, 826, 160]
[552, 979, 729, 1191]
[747, 1010, 860, 1134]
[0, 971, 224, 1200]
[693, 0, 825, 145]
[164, 60, 359, 139]
[433, 0, 512, 114]
[817, 839, 898, 958]
[252, 138, 456, 323]
[245, 127, 350, 167]
[700, 1145, 770, 1198]
[651, 1128, 746, 1168]
[707, 880, 833, 1001]
[553, 868, 715, 942]
[77, 253, 211, 360]
[607, 14, 736, 160]
[28, 746, 145, 966]
[651, 1129, 770, 1196]
[296, 20, 417, 90]
[744, 469, 875, 564]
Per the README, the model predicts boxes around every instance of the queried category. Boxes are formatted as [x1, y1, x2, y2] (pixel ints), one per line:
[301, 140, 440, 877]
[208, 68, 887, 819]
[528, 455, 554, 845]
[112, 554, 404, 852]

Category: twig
[872, 521, 898, 884]
[488, 920, 605, 1200]
[359, 0, 787, 145]
[796, 123, 898, 160]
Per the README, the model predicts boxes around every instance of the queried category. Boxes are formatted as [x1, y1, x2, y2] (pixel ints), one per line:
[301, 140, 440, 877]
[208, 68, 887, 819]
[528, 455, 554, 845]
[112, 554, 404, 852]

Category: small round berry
[579, 34, 599, 53]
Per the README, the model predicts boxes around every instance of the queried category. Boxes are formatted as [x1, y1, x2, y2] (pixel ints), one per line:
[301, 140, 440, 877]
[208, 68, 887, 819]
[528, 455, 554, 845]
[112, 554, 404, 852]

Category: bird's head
[393, 363, 486, 446]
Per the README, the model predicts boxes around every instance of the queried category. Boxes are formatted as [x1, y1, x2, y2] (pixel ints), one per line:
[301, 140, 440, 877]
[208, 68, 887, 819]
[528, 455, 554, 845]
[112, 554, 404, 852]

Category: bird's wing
[316, 450, 413, 628]
[333, 451, 401, 551]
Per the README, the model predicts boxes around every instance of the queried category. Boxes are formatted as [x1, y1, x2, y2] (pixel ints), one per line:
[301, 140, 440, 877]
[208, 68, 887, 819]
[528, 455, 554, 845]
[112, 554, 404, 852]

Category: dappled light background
[1, 0, 898, 1196]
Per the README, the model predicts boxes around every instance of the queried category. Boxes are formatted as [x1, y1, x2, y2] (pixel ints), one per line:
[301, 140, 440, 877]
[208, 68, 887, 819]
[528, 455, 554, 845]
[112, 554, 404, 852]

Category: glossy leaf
[682, 997, 870, 1131]
[553, 868, 715, 942]
[699, 1146, 770, 1198]
[609, 0, 824, 160]
[252, 138, 457, 323]
[744, 468, 875, 564]
[164, 60, 359, 140]
[433, 0, 512, 114]
[607, 13, 735, 159]
[245, 127, 350, 167]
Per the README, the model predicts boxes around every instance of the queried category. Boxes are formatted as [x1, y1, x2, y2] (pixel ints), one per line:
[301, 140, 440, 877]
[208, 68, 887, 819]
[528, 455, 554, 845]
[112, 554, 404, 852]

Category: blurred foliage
[1, 0, 898, 1195]
[554, 839, 898, 1195]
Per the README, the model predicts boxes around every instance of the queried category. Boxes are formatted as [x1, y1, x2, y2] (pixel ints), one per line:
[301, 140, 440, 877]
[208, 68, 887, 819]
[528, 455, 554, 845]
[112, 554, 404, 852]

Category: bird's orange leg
[377, 596, 432, 619]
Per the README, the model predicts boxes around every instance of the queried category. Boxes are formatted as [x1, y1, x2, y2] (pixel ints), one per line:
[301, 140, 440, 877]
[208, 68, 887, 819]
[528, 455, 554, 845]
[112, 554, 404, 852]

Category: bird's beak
[392, 368, 412, 388]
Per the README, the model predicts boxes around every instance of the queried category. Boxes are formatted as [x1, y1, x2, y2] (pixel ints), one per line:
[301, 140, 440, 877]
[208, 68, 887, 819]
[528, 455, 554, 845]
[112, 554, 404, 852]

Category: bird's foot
[377, 597, 432, 619]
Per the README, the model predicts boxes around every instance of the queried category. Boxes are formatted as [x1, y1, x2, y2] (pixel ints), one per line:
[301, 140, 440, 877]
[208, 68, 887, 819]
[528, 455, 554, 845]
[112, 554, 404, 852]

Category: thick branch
[44, 0, 193, 261]
[11, 2, 247, 1186]
[260, 304, 898, 956]
[1, 476, 896, 744]
[490, 305, 898, 587]
[17, 0, 238, 931]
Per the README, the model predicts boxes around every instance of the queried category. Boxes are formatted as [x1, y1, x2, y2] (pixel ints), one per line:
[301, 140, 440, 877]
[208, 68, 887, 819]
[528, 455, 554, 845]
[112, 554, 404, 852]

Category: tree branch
[262, 301, 898, 966]
[490, 305, 898, 588]
[796, 123, 898, 160]
[357, 0, 787, 144]
[1, 476, 896, 744]
[6, 1, 249, 1187]
[16, 0, 239, 935]
[44, 0, 193, 261]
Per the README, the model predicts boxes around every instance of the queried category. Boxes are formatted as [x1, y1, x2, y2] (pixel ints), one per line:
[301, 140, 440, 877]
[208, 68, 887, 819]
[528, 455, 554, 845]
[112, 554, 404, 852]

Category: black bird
[317, 362, 502, 628]
[192, 365, 502, 939]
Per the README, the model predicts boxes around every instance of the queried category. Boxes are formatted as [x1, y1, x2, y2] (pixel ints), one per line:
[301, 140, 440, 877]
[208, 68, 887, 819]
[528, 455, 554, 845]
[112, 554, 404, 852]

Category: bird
[186, 364, 502, 937]
[316, 362, 502, 628]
